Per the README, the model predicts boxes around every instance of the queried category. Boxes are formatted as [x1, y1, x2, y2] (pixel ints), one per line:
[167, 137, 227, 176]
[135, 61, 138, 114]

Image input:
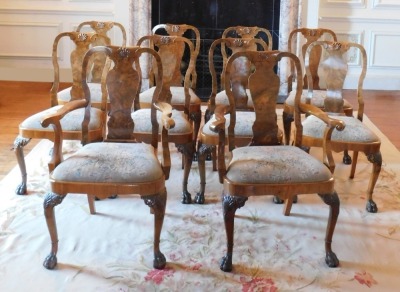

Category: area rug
[1, 114, 400, 291]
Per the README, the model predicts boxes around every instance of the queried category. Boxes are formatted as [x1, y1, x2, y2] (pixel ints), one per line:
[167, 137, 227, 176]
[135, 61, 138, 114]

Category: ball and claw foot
[181, 191, 192, 204]
[194, 192, 205, 204]
[325, 251, 339, 268]
[153, 251, 166, 269]
[366, 200, 378, 213]
[15, 183, 27, 195]
[220, 254, 233, 272]
[342, 153, 352, 165]
[43, 253, 57, 270]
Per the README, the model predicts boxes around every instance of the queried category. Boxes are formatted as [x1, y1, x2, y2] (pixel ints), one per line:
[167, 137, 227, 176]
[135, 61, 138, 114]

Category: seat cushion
[302, 115, 380, 143]
[285, 89, 352, 109]
[57, 83, 104, 104]
[139, 86, 201, 106]
[132, 108, 192, 135]
[202, 111, 256, 138]
[215, 89, 254, 108]
[226, 146, 332, 184]
[51, 142, 163, 183]
[20, 105, 103, 132]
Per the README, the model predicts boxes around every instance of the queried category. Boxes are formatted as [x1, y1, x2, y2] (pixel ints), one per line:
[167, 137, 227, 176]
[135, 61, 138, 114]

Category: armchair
[41, 45, 174, 270]
[211, 50, 344, 272]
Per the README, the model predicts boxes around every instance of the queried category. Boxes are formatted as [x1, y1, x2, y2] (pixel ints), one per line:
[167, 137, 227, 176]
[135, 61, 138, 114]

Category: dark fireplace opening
[152, 0, 281, 100]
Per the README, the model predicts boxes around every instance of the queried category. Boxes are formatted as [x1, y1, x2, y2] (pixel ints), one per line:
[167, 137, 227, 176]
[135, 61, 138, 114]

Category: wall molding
[373, 0, 400, 9]
[322, 0, 366, 8]
[0, 7, 114, 16]
[319, 16, 400, 24]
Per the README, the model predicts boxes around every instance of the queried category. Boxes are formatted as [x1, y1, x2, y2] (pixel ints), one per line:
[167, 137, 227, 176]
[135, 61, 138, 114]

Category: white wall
[317, 0, 400, 90]
[0, 0, 129, 82]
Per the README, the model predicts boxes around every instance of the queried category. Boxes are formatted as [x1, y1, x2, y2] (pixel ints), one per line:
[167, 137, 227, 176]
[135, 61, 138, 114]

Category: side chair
[298, 41, 382, 213]
[40, 45, 174, 270]
[135, 34, 196, 204]
[13, 31, 106, 195]
[210, 50, 344, 272]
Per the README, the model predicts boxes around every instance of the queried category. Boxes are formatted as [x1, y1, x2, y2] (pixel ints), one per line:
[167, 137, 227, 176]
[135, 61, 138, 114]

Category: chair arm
[299, 103, 346, 173]
[40, 99, 87, 171]
[209, 104, 229, 183]
[154, 101, 175, 180]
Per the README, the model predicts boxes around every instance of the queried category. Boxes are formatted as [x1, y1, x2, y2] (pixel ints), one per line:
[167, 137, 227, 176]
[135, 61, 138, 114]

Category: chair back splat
[40, 45, 174, 270]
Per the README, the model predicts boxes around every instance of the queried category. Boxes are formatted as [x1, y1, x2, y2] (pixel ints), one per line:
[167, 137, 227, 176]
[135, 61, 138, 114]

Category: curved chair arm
[40, 99, 88, 171]
[209, 104, 229, 183]
[154, 101, 175, 180]
[299, 102, 346, 172]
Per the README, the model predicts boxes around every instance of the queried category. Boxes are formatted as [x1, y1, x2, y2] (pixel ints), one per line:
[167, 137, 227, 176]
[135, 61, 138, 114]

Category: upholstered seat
[226, 146, 332, 184]
[132, 108, 192, 136]
[303, 115, 380, 143]
[51, 143, 164, 183]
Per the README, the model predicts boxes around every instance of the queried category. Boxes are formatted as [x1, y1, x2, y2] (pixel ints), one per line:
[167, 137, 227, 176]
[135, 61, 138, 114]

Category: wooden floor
[1, 81, 399, 183]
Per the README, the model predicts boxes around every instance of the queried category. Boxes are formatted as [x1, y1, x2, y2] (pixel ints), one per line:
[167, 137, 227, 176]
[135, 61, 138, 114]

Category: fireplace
[151, 0, 281, 100]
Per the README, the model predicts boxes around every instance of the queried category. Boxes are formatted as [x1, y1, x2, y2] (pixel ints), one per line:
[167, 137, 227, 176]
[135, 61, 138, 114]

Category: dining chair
[53, 21, 127, 108]
[13, 31, 106, 195]
[41, 45, 174, 270]
[283, 28, 353, 161]
[196, 37, 272, 204]
[152, 23, 200, 90]
[135, 34, 197, 204]
[211, 50, 344, 272]
[145, 24, 202, 143]
[298, 40, 382, 213]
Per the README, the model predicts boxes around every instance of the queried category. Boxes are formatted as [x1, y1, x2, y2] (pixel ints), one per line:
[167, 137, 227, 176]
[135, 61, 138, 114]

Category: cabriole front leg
[143, 189, 167, 270]
[318, 191, 340, 268]
[220, 194, 248, 272]
[365, 151, 382, 213]
[13, 136, 31, 195]
[43, 192, 66, 270]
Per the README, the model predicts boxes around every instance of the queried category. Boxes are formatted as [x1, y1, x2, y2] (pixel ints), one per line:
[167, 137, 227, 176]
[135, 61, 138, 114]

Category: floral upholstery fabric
[215, 89, 254, 107]
[20, 105, 103, 131]
[58, 83, 103, 104]
[226, 146, 332, 184]
[303, 115, 380, 143]
[202, 111, 255, 138]
[51, 142, 163, 183]
[140, 86, 201, 105]
[132, 108, 192, 135]
[286, 89, 352, 109]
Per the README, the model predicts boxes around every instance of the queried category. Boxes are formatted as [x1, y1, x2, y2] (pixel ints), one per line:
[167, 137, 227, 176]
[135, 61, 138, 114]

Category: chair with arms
[142, 24, 202, 143]
[213, 49, 344, 272]
[13, 31, 106, 195]
[135, 34, 196, 204]
[195, 37, 272, 204]
[41, 45, 173, 270]
[298, 40, 381, 213]
[283, 28, 353, 156]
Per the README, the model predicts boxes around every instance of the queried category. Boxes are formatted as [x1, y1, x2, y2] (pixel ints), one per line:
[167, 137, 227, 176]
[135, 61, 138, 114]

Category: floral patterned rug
[1, 115, 400, 291]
